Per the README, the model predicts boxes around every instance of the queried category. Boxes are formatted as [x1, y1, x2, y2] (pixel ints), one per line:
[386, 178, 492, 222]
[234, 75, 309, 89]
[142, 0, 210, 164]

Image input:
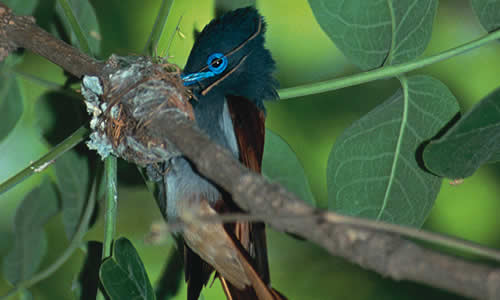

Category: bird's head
[182, 7, 278, 111]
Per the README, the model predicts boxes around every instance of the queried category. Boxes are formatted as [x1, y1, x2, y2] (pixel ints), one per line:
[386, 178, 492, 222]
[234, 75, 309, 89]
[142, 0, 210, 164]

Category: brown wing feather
[224, 95, 286, 299]
[226, 95, 268, 279]
[226, 95, 266, 174]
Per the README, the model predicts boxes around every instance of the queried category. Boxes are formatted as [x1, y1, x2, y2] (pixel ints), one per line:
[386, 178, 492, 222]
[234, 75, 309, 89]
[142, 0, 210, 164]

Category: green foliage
[55, 150, 90, 239]
[0, 72, 23, 144]
[56, 0, 101, 56]
[310, 0, 455, 226]
[1, 0, 38, 15]
[2, 180, 59, 285]
[143, 0, 175, 56]
[327, 75, 459, 226]
[471, 0, 500, 32]
[308, 0, 437, 69]
[423, 86, 500, 178]
[263, 129, 315, 205]
[100, 238, 155, 300]
[0, 54, 25, 144]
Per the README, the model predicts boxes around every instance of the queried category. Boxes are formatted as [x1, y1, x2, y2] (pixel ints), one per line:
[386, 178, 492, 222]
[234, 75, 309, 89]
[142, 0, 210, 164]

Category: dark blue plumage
[163, 7, 283, 300]
[183, 7, 278, 111]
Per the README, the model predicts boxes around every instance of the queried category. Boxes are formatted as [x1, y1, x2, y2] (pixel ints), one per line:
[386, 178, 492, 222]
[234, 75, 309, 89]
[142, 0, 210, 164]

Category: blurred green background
[1, 0, 500, 299]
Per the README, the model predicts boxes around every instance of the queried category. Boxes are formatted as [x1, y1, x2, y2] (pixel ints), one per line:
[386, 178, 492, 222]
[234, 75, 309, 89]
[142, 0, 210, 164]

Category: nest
[81, 55, 194, 166]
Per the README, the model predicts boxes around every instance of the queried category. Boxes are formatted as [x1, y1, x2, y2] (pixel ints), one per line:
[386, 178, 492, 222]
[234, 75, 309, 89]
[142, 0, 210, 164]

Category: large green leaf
[327, 75, 459, 227]
[423, 86, 500, 179]
[262, 129, 315, 206]
[55, 150, 90, 239]
[471, 0, 500, 32]
[100, 238, 155, 300]
[0, 73, 23, 143]
[308, 0, 437, 69]
[2, 180, 59, 285]
[56, 0, 101, 56]
[2, 0, 38, 15]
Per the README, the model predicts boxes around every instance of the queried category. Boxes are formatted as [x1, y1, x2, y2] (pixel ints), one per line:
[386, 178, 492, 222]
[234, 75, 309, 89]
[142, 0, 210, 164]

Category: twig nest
[81, 55, 194, 166]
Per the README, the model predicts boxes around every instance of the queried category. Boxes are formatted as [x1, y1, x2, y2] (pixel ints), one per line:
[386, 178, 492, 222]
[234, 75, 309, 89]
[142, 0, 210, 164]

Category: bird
[158, 6, 284, 300]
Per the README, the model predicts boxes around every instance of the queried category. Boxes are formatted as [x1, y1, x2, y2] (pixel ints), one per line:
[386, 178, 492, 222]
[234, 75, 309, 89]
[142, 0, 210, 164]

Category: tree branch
[150, 111, 500, 300]
[0, 2, 104, 77]
[2, 3, 500, 299]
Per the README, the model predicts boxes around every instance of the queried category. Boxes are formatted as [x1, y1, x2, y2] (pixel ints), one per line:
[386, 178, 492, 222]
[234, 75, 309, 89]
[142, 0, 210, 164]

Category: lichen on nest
[81, 55, 194, 166]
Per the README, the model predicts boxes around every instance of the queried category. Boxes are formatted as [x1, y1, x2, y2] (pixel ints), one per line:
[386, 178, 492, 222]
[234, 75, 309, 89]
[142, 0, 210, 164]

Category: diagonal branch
[0, 2, 103, 77]
[2, 3, 500, 299]
[149, 110, 500, 300]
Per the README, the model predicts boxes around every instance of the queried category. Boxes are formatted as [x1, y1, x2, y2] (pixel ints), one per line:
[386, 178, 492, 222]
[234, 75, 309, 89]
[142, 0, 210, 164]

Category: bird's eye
[211, 59, 222, 68]
[207, 53, 228, 75]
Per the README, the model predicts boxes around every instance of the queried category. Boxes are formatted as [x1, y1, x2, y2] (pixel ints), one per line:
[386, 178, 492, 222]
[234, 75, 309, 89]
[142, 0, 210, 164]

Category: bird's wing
[184, 95, 285, 300]
[225, 94, 269, 280]
[223, 95, 285, 299]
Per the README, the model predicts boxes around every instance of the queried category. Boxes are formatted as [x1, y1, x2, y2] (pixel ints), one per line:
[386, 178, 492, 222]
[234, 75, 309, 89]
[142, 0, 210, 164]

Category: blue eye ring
[207, 53, 228, 74]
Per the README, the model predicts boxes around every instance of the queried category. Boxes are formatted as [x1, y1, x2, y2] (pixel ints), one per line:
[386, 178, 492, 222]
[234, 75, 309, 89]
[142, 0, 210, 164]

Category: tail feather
[221, 230, 287, 300]
[221, 277, 286, 300]
[185, 245, 213, 300]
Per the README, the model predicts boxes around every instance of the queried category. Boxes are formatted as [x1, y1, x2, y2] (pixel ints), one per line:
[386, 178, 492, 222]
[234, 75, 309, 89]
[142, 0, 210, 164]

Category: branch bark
[0, 3, 104, 77]
[2, 3, 500, 300]
[151, 111, 500, 300]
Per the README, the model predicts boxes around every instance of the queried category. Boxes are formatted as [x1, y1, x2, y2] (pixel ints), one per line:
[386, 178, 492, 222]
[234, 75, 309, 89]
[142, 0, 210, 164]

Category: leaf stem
[56, 0, 92, 55]
[96, 156, 117, 300]
[0, 126, 89, 196]
[143, 0, 175, 56]
[102, 156, 117, 259]
[0, 176, 97, 300]
[278, 29, 500, 100]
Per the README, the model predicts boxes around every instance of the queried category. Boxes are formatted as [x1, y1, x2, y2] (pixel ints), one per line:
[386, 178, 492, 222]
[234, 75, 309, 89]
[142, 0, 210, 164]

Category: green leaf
[262, 129, 316, 206]
[471, 0, 500, 32]
[56, 0, 101, 56]
[55, 150, 90, 239]
[327, 75, 459, 227]
[1, 53, 24, 69]
[0, 73, 23, 143]
[2, 180, 60, 285]
[0, 231, 12, 254]
[100, 237, 155, 300]
[2, 0, 38, 15]
[308, 0, 437, 70]
[423, 86, 500, 179]
[19, 289, 33, 300]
